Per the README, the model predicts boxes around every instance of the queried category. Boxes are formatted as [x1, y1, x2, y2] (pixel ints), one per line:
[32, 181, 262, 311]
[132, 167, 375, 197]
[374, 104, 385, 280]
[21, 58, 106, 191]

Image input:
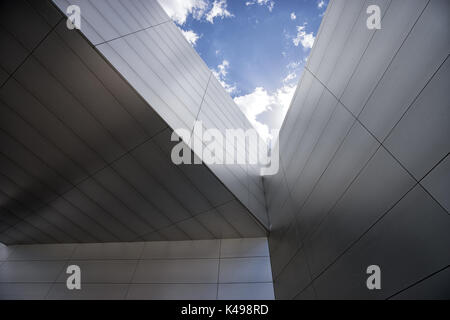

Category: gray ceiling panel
[0, 66, 8, 87]
[131, 140, 212, 215]
[48, 196, 118, 242]
[157, 225, 190, 242]
[0, 0, 55, 51]
[152, 129, 235, 207]
[0, 101, 87, 184]
[0, 171, 46, 212]
[0, 26, 29, 75]
[0, 153, 58, 206]
[61, 187, 136, 242]
[0, 78, 105, 176]
[13, 56, 126, 163]
[111, 154, 192, 224]
[176, 218, 215, 240]
[25, 0, 63, 27]
[93, 166, 172, 230]
[76, 178, 153, 237]
[0, 0, 267, 244]
[195, 208, 240, 239]
[217, 201, 266, 238]
[0, 131, 72, 195]
[33, 32, 149, 150]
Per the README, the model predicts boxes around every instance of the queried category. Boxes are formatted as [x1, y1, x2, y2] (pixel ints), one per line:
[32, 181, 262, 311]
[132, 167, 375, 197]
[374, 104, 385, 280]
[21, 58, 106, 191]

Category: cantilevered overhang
[0, 0, 268, 244]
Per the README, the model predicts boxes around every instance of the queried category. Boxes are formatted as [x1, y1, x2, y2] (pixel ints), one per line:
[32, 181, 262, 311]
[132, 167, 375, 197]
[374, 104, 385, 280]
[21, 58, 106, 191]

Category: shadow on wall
[0, 238, 274, 299]
[265, 0, 450, 300]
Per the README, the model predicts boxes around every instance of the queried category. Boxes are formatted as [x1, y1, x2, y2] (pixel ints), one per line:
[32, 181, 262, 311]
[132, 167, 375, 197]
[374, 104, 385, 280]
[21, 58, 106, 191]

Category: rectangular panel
[47, 283, 128, 300]
[141, 240, 219, 259]
[0, 283, 52, 299]
[359, 0, 449, 141]
[295, 121, 379, 239]
[313, 185, 450, 299]
[0, 261, 65, 283]
[421, 155, 450, 213]
[7, 243, 75, 261]
[219, 257, 272, 283]
[341, 0, 431, 116]
[327, 0, 391, 98]
[384, 57, 450, 180]
[273, 249, 311, 300]
[127, 283, 217, 300]
[133, 259, 219, 284]
[56, 260, 137, 283]
[220, 238, 269, 258]
[218, 283, 274, 300]
[71, 242, 144, 260]
[305, 147, 415, 278]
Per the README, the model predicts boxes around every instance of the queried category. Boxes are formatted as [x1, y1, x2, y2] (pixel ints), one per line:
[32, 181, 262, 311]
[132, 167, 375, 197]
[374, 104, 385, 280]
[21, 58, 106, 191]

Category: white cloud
[158, 0, 207, 25]
[158, 0, 233, 25]
[246, 0, 275, 12]
[233, 59, 306, 140]
[318, 0, 325, 9]
[283, 59, 305, 84]
[293, 24, 315, 49]
[290, 12, 296, 20]
[180, 28, 200, 46]
[234, 83, 297, 141]
[212, 60, 236, 94]
[206, 0, 234, 23]
[287, 61, 301, 69]
[283, 72, 296, 84]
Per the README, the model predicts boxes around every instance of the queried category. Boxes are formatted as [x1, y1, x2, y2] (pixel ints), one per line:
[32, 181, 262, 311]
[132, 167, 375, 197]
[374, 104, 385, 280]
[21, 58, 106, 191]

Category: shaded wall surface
[0, 0, 267, 245]
[265, 0, 449, 299]
[0, 238, 274, 299]
[52, 0, 268, 227]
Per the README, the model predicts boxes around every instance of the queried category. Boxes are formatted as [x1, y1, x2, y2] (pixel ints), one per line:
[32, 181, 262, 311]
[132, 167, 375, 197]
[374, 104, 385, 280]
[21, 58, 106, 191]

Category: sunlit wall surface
[265, 0, 449, 299]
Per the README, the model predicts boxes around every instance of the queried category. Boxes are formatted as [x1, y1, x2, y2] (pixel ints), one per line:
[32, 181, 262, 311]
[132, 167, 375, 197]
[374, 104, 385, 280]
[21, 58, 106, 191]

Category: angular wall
[266, 0, 449, 299]
[0, 238, 274, 299]
[52, 0, 268, 227]
[0, 0, 267, 245]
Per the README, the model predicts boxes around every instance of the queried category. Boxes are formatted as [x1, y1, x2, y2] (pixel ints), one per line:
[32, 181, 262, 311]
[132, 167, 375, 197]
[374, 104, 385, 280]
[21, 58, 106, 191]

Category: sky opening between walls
[157, 0, 328, 141]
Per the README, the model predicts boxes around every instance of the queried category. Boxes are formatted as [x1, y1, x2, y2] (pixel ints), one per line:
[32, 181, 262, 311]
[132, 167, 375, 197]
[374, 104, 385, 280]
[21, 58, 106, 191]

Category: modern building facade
[266, 0, 449, 299]
[0, 0, 448, 299]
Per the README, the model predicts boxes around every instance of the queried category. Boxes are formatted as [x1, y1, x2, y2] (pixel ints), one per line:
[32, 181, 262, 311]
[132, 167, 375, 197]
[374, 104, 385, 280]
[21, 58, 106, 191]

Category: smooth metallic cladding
[53, 0, 269, 227]
[0, 238, 274, 299]
[266, 0, 449, 299]
[0, 0, 266, 244]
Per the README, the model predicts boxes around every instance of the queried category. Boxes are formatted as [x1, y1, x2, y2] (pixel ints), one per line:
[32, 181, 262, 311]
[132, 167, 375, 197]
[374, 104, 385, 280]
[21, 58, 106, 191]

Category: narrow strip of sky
[158, 0, 328, 140]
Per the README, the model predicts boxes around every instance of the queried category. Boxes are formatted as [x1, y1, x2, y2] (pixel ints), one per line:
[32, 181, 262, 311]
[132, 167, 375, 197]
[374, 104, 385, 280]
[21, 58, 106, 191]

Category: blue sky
[158, 0, 328, 140]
